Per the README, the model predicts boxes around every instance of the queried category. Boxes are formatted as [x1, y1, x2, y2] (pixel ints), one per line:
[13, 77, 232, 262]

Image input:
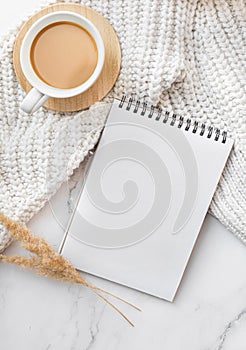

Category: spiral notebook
[60, 97, 233, 301]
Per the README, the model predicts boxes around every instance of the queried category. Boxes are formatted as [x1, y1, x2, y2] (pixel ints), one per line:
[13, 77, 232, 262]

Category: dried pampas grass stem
[0, 212, 140, 326]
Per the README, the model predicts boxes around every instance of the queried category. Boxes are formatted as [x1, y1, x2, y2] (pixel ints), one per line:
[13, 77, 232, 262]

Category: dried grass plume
[0, 212, 140, 326]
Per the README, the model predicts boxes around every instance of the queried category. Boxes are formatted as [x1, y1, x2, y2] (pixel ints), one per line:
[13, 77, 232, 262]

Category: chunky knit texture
[0, 0, 245, 251]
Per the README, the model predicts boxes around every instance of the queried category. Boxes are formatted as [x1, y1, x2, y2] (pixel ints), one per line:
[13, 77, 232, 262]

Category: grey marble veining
[212, 309, 246, 350]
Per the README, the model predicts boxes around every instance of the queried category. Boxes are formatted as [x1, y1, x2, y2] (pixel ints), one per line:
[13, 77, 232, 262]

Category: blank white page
[60, 100, 233, 301]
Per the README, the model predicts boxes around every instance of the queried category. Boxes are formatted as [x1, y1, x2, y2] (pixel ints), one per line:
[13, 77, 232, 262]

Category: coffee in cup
[30, 21, 98, 89]
[20, 12, 105, 114]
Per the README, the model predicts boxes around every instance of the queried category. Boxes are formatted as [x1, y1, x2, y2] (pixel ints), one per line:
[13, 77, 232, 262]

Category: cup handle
[20, 88, 49, 114]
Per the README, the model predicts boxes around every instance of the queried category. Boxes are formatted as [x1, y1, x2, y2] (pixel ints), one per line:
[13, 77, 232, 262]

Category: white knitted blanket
[0, 0, 245, 251]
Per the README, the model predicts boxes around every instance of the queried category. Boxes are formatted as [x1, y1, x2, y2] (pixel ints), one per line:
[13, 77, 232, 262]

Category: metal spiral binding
[118, 96, 227, 144]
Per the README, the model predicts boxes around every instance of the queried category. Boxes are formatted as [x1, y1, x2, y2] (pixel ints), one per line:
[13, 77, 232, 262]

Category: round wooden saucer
[13, 3, 121, 112]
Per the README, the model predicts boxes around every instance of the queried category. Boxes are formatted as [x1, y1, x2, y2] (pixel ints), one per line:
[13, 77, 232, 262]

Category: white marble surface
[1, 1, 246, 349]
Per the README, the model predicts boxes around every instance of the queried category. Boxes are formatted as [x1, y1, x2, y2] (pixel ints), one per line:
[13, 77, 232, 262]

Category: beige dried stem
[0, 212, 141, 326]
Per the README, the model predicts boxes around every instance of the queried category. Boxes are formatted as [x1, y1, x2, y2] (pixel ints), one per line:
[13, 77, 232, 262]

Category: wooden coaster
[13, 3, 121, 112]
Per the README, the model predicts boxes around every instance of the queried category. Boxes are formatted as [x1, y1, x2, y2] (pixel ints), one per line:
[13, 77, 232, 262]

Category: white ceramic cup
[20, 11, 105, 114]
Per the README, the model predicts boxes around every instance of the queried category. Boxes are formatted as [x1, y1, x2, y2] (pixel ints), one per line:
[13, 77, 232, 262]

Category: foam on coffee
[30, 21, 98, 89]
